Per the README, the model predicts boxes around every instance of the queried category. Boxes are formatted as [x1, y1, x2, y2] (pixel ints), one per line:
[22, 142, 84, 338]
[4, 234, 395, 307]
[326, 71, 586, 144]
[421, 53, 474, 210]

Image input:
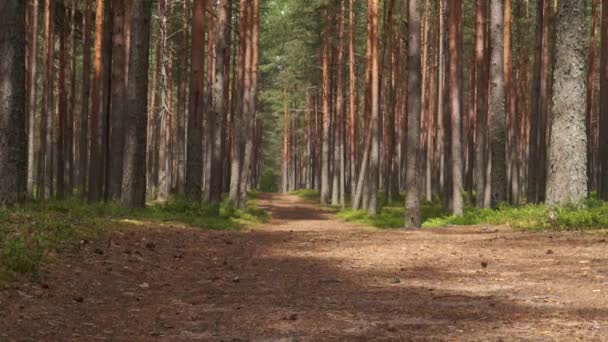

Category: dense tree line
[276, 0, 605, 227]
[0, 0, 606, 229]
[0, 0, 261, 210]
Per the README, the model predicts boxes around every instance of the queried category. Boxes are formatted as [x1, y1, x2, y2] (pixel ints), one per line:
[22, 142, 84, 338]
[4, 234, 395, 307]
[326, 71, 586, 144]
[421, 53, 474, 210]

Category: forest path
[2, 193, 608, 341]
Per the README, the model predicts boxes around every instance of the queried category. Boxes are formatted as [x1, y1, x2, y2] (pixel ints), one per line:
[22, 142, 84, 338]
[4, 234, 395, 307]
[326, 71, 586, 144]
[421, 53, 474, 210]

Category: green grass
[424, 197, 608, 230]
[0, 197, 270, 284]
[337, 200, 448, 229]
[290, 189, 321, 202]
[336, 196, 608, 231]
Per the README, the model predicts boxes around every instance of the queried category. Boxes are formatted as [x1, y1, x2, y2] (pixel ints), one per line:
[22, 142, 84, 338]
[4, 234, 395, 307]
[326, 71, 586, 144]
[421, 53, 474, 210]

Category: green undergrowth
[0, 196, 269, 284]
[337, 200, 448, 229]
[425, 198, 608, 231]
[336, 196, 608, 231]
[290, 189, 321, 202]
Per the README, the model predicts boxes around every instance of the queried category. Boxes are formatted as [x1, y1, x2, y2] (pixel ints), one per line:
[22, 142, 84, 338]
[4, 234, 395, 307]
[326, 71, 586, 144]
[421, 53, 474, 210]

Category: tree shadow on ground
[1, 218, 607, 340]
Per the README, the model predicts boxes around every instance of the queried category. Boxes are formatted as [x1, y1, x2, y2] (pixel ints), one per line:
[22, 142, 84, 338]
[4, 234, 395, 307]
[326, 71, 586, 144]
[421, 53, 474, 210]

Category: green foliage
[0, 198, 270, 283]
[423, 205, 550, 230]
[290, 189, 321, 202]
[337, 196, 608, 231]
[259, 170, 279, 193]
[337, 199, 449, 229]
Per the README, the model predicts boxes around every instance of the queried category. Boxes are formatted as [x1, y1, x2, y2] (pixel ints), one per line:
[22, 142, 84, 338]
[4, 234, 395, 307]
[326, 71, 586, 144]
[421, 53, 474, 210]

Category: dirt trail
[1, 193, 608, 341]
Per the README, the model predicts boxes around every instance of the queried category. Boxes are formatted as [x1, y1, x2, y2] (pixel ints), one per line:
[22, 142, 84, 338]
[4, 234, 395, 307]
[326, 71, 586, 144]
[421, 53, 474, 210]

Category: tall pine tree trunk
[186, 0, 206, 202]
[474, 0, 489, 208]
[88, 0, 106, 203]
[67, 0, 77, 195]
[348, 0, 357, 200]
[320, 3, 331, 205]
[586, 0, 599, 193]
[600, 0, 608, 200]
[448, 0, 463, 216]
[27, 0, 39, 196]
[546, 0, 587, 204]
[229, 0, 248, 205]
[238, 0, 259, 206]
[489, 0, 506, 207]
[157, 0, 171, 201]
[333, 0, 346, 207]
[0, 0, 27, 203]
[108, 0, 128, 200]
[121, 0, 152, 208]
[79, 0, 93, 199]
[367, 0, 380, 215]
[41, 0, 55, 199]
[176, 0, 189, 196]
[405, 0, 421, 228]
[57, 13, 68, 199]
[209, 0, 231, 207]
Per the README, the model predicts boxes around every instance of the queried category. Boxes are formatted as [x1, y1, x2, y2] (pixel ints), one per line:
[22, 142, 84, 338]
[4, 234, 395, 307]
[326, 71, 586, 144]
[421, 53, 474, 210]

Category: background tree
[186, 0, 206, 202]
[0, 0, 27, 203]
[121, 0, 153, 208]
[405, 0, 421, 228]
[108, 0, 128, 200]
[490, 0, 506, 207]
[448, 0, 463, 216]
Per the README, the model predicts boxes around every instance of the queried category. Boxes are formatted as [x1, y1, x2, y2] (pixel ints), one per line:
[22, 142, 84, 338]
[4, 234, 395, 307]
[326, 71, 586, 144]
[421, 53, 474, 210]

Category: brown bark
[176, 0, 189, 196]
[448, 0, 463, 216]
[586, 0, 599, 193]
[367, 0, 380, 215]
[79, 0, 93, 199]
[186, 0, 206, 202]
[282, 90, 289, 193]
[536, 0, 553, 203]
[405, 0, 421, 228]
[88, 0, 106, 202]
[474, 0, 489, 208]
[108, 0, 128, 200]
[238, 0, 259, 205]
[348, 0, 357, 200]
[209, 0, 231, 206]
[489, 0, 507, 207]
[157, 0, 171, 201]
[0, 0, 27, 203]
[27, 0, 39, 196]
[504, 0, 519, 205]
[101, 0, 112, 201]
[228, 0, 248, 204]
[40, 0, 55, 199]
[332, 0, 346, 208]
[67, 0, 77, 195]
[527, 0, 543, 203]
[121, 0, 152, 208]
[600, 0, 608, 199]
[320, 2, 331, 205]
[57, 8, 68, 199]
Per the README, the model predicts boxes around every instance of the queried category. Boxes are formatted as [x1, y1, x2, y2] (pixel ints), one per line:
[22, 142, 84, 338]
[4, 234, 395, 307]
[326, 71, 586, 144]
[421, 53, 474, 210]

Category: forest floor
[1, 193, 608, 341]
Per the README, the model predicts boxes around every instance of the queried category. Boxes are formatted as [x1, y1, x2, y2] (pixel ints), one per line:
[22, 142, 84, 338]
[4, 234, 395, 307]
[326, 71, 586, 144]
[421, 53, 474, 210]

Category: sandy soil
[1, 193, 608, 341]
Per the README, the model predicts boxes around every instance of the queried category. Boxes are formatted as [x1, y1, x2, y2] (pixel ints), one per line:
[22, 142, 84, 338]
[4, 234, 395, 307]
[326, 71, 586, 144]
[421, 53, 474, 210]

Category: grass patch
[290, 189, 321, 202]
[0, 197, 269, 284]
[337, 196, 608, 231]
[424, 198, 608, 230]
[337, 200, 448, 229]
